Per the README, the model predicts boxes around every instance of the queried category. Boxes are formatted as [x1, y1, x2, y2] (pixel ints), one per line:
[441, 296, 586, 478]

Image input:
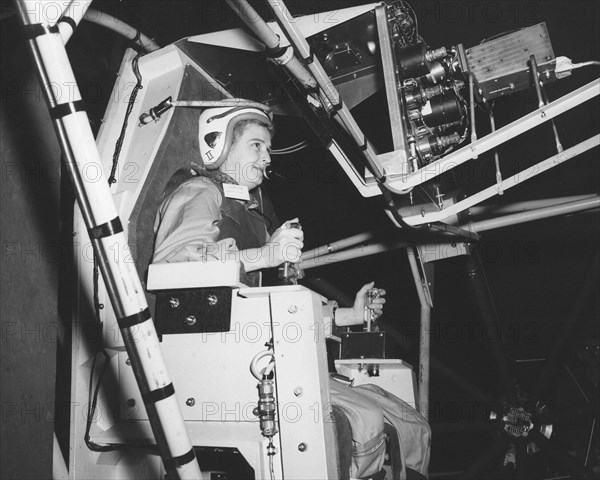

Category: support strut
[15, 2, 201, 478]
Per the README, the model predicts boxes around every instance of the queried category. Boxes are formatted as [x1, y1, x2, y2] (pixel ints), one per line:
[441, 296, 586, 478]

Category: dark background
[1, 1, 599, 478]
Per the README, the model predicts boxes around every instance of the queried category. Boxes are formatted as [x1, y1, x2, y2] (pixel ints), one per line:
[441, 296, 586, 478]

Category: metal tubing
[16, 3, 201, 478]
[226, 0, 316, 89]
[469, 73, 478, 154]
[531, 55, 564, 153]
[407, 247, 431, 419]
[488, 107, 503, 194]
[300, 241, 407, 270]
[530, 431, 595, 479]
[82, 8, 160, 52]
[466, 196, 600, 232]
[468, 194, 598, 216]
[301, 231, 377, 261]
[465, 251, 516, 401]
[227, 0, 280, 49]
[58, 4, 160, 53]
[532, 253, 600, 400]
[402, 134, 600, 225]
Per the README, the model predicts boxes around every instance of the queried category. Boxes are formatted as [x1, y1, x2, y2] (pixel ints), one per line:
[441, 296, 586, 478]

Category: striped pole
[15, 2, 202, 478]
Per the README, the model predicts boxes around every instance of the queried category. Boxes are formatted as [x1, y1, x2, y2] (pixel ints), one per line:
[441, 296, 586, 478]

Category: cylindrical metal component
[301, 231, 377, 261]
[425, 62, 447, 84]
[396, 42, 429, 78]
[417, 132, 461, 158]
[422, 91, 462, 127]
[426, 46, 448, 62]
[257, 379, 277, 437]
[300, 241, 407, 270]
[468, 196, 600, 232]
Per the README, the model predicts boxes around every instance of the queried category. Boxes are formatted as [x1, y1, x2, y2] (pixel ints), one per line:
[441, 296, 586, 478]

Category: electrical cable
[109, 52, 144, 185]
[572, 60, 600, 69]
[84, 254, 121, 452]
[270, 140, 308, 155]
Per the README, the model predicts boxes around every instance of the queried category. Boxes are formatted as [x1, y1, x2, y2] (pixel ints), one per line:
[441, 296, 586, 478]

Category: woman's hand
[244, 218, 304, 271]
[334, 281, 386, 327]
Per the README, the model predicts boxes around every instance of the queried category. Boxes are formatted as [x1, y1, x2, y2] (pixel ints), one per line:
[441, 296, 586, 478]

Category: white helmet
[198, 106, 272, 169]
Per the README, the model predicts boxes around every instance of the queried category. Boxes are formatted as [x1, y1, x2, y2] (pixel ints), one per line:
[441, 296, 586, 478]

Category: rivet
[293, 387, 303, 397]
[207, 294, 218, 306]
[298, 442, 308, 452]
[185, 315, 196, 326]
[288, 305, 298, 314]
[125, 358, 131, 366]
[169, 297, 180, 308]
[126, 399, 136, 408]
[186, 398, 195, 407]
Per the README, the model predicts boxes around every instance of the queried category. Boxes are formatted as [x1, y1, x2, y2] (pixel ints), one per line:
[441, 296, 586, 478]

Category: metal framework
[16, 0, 597, 478]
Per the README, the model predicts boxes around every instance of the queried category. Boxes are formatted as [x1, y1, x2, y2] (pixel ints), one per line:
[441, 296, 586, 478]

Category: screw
[298, 442, 308, 452]
[186, 398, 195, 407]
[288, 305, 298, 314]
[169, 297, 180, 308]
[185, 315, 196, 326]
[207, 294, 218, 307]
[125, 358, 131, 366]
[126, 399, 136, 408]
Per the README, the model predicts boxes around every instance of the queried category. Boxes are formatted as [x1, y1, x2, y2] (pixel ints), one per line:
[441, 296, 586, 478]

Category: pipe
[530, 431, 595, 479]
[301, 231, 377, 261]
[81, 8, 160, 52]
[300, 241, 407, 270]
[226, 0, 316, 89]
[469, 73, 477, 155]
[16, 3, 201, 479]
[488, 106, 503, 194]
[466, 196, 600, 232]
[468, 194, 598, 216]
[532, 253, 600, 400]
[465, 251, 516, 401]
[407, 247, 431, 420]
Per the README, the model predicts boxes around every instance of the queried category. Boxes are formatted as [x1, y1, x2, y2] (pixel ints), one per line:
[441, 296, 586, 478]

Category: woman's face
[220, 123, 272, 190]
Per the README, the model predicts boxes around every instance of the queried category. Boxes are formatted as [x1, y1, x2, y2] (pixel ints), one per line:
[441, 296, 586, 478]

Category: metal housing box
[466, 23, 556, 100]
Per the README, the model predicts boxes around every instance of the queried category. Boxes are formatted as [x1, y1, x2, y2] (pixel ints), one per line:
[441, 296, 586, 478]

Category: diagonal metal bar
[532, 253, 600, 400]
[530, 431, 595, 479]
[15, 2, 201, 478]
[466, 250, 517, 401]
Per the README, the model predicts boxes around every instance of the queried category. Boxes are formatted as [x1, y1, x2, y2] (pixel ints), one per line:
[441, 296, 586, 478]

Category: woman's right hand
[261, 218, 304, 268]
